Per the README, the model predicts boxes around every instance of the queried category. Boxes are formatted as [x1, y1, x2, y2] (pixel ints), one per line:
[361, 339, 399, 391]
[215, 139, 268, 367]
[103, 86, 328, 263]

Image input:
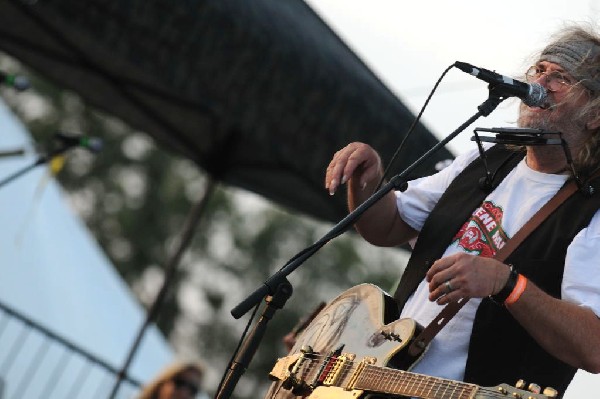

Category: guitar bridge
[278, 346, 314, 395]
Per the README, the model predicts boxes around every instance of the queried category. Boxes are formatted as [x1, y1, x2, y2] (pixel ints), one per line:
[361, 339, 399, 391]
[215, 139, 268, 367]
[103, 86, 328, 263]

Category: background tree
[0, 53, 409, 398]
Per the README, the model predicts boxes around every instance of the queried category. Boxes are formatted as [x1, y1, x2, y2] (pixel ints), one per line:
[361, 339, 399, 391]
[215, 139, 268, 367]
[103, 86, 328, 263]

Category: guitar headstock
[485, 381, 558, 399]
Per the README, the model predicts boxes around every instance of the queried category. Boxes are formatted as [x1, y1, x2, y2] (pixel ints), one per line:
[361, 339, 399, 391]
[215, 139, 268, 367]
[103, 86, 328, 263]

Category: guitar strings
[291, 352, 473, 397]
[284, 352, 526, 399]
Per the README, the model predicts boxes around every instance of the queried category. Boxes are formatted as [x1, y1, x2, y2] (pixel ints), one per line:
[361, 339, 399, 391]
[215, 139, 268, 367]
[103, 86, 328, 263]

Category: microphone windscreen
[84, 137, 103, 153]
[11, 75, 30, 91]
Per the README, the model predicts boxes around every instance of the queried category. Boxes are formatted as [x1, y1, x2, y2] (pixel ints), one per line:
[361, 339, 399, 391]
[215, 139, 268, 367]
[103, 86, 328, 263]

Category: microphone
[54, 132, 103, 154]
[0, 70, 30, 91]
[454, 61, 547, 107]
[0, 148, 25, 158]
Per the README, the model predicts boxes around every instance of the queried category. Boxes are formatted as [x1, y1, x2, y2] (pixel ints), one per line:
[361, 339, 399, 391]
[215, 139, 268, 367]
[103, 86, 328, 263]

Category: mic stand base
[216, 279, 293, 399]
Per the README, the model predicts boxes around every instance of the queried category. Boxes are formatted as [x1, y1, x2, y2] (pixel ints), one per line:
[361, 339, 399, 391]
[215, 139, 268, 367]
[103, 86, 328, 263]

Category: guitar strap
[408, 178, 581, 357]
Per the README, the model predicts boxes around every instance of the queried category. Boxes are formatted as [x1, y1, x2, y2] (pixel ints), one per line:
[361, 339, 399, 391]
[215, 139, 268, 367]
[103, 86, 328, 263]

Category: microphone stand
[0, 145, 70, 190]
[216, 90, 507, 399]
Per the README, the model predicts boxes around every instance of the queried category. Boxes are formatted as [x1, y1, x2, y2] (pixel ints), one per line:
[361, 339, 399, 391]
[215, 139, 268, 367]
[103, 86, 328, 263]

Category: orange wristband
[505, 274, 527, 306]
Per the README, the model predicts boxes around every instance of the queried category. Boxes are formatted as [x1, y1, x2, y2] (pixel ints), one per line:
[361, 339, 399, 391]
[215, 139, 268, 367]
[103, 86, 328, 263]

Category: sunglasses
[172, 377, 199, 396]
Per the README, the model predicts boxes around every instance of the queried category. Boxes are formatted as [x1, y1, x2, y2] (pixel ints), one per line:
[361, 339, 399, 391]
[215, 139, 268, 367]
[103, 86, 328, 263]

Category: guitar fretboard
[355, 365, 477, 399]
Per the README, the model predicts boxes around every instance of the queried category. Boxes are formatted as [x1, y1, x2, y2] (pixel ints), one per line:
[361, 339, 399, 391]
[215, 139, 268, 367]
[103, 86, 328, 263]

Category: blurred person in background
[136, 360, 206, 399]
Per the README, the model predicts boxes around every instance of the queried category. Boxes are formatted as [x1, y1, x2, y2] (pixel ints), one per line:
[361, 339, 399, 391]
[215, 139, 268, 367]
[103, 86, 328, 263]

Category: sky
[302, 1, 600, 398]
[304, 0, 600, 155]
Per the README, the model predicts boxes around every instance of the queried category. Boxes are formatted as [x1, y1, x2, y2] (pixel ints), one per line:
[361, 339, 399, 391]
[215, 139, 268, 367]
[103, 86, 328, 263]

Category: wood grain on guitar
[263, 284, 558, 399]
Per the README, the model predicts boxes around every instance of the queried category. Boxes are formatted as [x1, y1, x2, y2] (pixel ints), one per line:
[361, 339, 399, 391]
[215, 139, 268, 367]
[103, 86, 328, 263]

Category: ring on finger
[445, 280, 454, 293]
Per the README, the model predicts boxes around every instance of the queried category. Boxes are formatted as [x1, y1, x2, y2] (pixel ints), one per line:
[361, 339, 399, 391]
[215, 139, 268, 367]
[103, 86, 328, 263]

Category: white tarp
[0, 99, 172, 398]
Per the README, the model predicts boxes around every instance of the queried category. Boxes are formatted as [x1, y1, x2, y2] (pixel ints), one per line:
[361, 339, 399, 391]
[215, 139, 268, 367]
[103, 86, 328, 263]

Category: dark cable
[218, 64, 459, 396]
[215, 301, 261, 397]
[376, 64, 455, 191]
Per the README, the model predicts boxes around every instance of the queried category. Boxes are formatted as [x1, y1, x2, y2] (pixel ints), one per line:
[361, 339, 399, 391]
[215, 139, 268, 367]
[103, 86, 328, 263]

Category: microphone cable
[217, 64, 458, 398]
[375, 63, 455, 191]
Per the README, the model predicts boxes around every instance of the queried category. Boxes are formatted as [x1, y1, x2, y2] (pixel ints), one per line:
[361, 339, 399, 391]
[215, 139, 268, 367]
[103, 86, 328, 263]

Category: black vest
[393, 145, 600, 396]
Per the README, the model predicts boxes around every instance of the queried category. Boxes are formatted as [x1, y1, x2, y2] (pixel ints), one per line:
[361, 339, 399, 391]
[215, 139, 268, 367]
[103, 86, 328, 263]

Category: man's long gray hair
[537, 24, 600, 176]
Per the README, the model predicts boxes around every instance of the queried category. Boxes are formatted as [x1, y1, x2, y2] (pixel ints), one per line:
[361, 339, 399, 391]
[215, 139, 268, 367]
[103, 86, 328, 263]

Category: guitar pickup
[310, 345, 345, 388]
[322, 353, 356, 387]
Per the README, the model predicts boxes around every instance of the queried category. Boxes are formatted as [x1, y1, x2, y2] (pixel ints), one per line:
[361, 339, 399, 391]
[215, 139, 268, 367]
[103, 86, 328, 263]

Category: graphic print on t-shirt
[452, 200, 510, 257]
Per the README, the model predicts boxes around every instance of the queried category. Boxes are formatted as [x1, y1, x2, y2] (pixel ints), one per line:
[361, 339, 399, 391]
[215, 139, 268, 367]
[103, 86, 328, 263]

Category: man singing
[326, 24, 600, 396]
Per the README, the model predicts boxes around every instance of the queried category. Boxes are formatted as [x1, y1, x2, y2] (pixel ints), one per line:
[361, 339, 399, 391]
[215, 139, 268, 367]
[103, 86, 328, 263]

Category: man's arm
[508, 282, 600, 373]
[325, 142, 418, 246]
[426, 253, 600, 373]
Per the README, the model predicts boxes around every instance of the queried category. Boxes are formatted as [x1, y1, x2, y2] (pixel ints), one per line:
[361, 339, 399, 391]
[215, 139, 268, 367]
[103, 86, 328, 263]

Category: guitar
[269, 351, 555, 399]
[264, 284, 557, 399]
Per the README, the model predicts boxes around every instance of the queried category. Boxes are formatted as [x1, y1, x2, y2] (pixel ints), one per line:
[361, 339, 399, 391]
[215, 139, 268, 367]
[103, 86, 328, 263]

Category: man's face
[518, 61, 590, 135]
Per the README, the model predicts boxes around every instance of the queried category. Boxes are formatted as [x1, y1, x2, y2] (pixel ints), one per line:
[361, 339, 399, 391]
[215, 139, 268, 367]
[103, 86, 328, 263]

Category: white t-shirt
[396, 147, 600, 381]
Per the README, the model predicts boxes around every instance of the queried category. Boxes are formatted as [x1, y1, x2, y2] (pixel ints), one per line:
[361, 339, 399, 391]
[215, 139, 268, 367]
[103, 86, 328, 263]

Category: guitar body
[264, 284, 422, 399]
[265, 284, 554, 399]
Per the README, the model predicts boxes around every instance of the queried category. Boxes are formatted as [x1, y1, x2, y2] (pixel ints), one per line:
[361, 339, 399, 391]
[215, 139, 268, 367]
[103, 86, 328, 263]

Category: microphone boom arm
[219, 90, 507, 399]
[0, 134, 99, 190]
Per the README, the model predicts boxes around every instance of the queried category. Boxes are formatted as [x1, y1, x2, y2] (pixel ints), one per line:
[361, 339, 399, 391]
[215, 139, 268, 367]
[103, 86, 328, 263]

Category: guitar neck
[271, 354, 479, 399]
[352, 364, 478, 399]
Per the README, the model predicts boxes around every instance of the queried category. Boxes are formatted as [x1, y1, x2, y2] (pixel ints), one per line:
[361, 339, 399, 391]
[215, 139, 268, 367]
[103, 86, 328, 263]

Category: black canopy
[0, 0, 452, 223]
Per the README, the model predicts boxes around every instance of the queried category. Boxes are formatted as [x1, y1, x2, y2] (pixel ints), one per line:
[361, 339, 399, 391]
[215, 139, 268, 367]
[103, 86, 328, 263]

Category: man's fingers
[435, 290, 464, 305]
[426, 255, 456, 282]
[325, 143, 373, 195]
[325, 150, 348, 194]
